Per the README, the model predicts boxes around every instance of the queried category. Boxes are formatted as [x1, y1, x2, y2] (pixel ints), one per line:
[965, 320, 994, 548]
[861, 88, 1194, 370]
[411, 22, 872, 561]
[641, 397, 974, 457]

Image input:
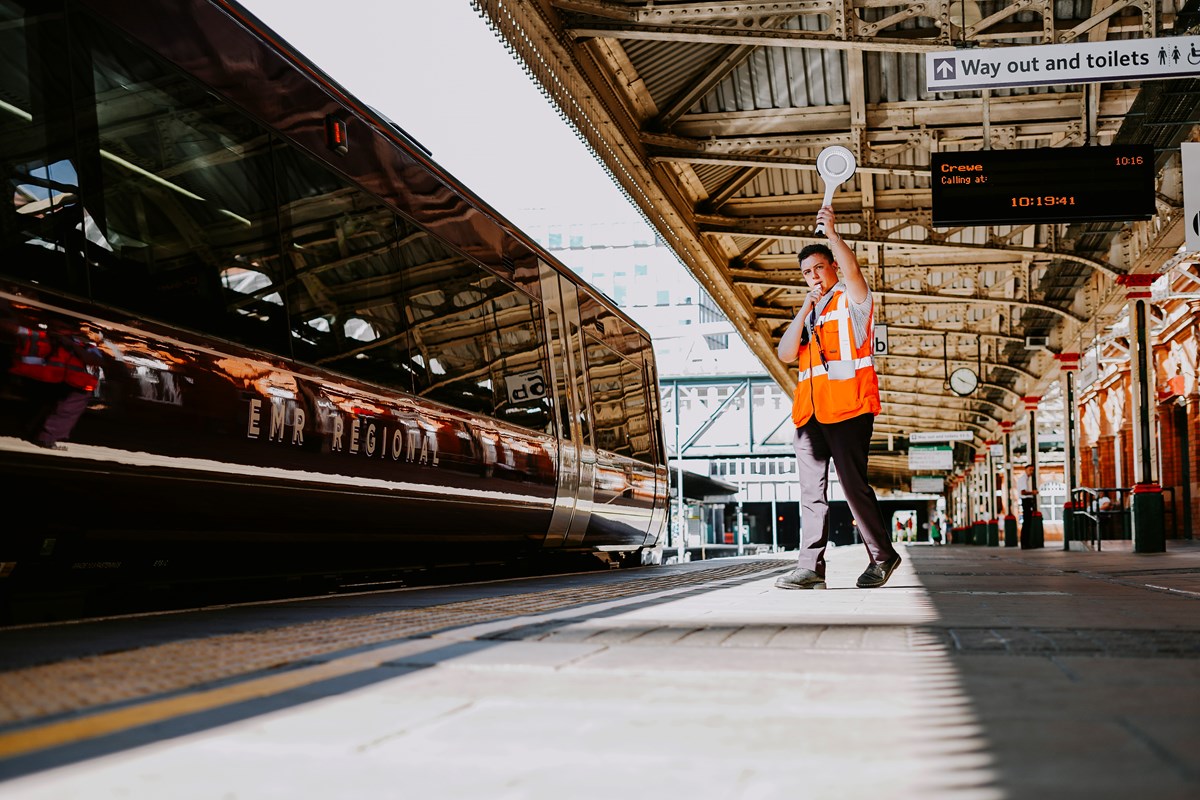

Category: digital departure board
[930, 145, 1155, 227]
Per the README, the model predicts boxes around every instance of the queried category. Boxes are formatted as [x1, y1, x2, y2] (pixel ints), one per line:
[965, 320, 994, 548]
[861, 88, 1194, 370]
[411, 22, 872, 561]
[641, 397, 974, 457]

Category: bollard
[1061, 501, 1074, 551]
[1019, 495, 1044, 549]
[987, 518, 1000, 547]
[1003, 514, 1018, 547]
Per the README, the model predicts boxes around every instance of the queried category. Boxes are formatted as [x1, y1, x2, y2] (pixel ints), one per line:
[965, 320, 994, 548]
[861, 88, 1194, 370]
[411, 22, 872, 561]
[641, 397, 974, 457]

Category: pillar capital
[1000, 420, 1015, 433]
[1054, 352, 1081, 371]
[1022, 396, 1041, 412]
[1116, 272, 1156, 299]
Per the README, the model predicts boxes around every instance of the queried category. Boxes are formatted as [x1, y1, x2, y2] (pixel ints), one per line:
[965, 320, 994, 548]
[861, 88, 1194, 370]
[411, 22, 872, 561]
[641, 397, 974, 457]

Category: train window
[628, 357, 657, 460]
[489, 286, 552, 434]
[567, 319, 592, 445]
[644, 361, 666, 464]
[0, 1, 88, 296]
[77, 14, 287, 355]
[625, 359, 653, 462]
[272, 146, 415, 392]
[581, 330, 655, 462]
[401, 251, 501, 416]
[583, 331, 638, 455]
[545, 309, 571, 440]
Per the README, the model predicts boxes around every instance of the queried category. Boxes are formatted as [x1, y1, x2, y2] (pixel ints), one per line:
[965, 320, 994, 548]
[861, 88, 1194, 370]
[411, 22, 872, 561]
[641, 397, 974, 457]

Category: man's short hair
[798, 243, 834, 265]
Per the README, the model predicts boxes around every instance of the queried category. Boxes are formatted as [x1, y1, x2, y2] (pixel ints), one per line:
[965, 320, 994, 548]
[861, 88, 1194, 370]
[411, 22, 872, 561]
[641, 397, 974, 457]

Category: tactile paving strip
[487, 622, 949, 653]
[939, 627, 1200, 657]
[0, 560, 792, 727]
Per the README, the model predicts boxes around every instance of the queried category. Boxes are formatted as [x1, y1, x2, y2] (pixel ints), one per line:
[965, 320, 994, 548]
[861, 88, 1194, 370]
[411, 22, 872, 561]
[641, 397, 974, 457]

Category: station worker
[773, 205, 901, 590]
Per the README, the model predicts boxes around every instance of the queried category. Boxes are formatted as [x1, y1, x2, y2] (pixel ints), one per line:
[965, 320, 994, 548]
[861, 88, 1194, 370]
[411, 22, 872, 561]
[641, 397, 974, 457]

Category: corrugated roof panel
[622, 37, 732, 112]
[691, 163, 743, 190]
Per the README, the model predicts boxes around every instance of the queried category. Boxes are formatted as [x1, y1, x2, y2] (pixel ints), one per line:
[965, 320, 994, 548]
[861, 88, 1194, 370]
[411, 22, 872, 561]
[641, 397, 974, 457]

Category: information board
[911, 476, 945, 494]
[908, 445, 953, 471]
[931, 145, 1155, 227]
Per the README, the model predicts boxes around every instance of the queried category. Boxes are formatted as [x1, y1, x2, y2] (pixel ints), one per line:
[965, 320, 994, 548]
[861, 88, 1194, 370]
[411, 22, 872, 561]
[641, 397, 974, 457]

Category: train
[0, 0, 669, 604]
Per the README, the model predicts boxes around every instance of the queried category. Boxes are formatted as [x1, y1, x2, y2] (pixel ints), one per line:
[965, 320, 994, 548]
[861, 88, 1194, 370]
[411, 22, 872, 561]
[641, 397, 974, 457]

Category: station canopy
[474, 0, 1200, 482]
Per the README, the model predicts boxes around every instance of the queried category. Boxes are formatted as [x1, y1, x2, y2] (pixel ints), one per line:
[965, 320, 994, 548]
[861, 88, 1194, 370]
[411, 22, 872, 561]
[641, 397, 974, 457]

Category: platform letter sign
[505, 370, 546, 404]
[1185, 143, 1200, 253]
[873, 324, 889, 356]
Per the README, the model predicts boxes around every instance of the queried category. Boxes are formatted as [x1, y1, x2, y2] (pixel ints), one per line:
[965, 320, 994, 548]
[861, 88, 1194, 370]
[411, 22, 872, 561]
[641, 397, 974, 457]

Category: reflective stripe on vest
[10, 327, 66, 383]
[796, 355, 876, 383]
[10, 327, 98, 391]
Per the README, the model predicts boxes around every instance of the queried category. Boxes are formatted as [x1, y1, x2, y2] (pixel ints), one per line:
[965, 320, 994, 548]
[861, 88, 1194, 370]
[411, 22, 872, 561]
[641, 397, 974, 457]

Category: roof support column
[1001, 421, 1018, 546]
[985, 440, 1000, 546]
[1020, 396, 1044, 549]
[1118, 274, 1165, 552]
[674, 381, 687, 563]
[1056, 353, 1081, 550]
[972, 452, 987, 545]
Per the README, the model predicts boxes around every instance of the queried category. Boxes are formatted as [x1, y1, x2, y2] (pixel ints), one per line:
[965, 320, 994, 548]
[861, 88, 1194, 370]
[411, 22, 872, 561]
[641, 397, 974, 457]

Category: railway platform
[1, 541, 1198, 799]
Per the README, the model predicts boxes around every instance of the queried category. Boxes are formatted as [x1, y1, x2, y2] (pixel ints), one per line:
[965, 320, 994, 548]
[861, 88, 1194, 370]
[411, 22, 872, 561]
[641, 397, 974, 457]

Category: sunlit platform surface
[1, 541, 1198, 799]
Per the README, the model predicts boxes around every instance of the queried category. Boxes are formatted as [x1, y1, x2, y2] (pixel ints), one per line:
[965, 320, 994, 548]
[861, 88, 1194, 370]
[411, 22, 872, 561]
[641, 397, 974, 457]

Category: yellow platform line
[0, 638, 437, 760]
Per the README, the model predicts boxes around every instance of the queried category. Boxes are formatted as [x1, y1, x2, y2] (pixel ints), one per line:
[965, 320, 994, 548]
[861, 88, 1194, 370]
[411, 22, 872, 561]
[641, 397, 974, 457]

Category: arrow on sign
[934, 58, 956, 79]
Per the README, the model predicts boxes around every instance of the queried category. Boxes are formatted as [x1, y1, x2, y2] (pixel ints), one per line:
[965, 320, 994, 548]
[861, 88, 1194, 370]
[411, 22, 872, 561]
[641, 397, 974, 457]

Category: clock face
[949, 367, 978, 397]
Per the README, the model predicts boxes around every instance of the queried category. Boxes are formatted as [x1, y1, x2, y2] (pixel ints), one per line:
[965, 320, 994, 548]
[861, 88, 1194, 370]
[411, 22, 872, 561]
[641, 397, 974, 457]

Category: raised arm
[815, 206, 867, 304]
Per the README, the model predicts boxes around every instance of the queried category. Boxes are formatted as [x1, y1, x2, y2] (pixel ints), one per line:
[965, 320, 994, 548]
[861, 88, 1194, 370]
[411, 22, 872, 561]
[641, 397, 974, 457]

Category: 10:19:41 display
[1010, 196, 1076, 207]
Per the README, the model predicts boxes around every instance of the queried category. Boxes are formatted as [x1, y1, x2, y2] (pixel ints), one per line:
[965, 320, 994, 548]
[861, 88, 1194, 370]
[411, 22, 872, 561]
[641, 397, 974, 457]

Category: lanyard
[809, 303, 830, 369]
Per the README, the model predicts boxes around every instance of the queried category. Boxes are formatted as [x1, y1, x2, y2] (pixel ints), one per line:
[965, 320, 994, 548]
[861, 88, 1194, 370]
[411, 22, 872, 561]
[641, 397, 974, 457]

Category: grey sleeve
[847, 290, 873, 349]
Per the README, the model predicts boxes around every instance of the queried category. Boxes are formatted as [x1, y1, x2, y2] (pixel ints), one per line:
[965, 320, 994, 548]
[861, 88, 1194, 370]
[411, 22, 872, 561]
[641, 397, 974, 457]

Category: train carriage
[0, 0, 669, 596]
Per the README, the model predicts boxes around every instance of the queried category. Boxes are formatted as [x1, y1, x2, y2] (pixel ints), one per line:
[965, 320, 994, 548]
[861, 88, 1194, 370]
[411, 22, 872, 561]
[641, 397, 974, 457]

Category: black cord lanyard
[809, 303, 830, 370]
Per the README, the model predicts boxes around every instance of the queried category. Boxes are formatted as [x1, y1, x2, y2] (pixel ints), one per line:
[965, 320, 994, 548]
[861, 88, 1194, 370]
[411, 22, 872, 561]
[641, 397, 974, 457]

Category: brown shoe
[856, 553, 902, 588]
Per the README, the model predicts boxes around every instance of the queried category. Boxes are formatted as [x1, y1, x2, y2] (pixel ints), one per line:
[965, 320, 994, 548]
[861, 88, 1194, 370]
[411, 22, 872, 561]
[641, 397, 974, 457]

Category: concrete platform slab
[1, 542, 1198, 799]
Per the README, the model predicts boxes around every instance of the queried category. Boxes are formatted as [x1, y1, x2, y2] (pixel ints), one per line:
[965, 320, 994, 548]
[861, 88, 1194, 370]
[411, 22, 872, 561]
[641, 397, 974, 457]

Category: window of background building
[634, 264, 647, 276]
[548, 232, 562, 248]
[656, 289, 670, 306]
[705, 333, 729, 350]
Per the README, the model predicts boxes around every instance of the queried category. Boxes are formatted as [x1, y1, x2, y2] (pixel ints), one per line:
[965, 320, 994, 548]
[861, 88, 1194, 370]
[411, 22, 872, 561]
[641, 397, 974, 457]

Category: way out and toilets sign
[926, 35, 1200, 92]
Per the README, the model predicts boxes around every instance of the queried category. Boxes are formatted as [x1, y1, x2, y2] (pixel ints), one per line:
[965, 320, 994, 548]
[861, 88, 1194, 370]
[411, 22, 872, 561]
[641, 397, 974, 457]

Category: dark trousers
[793, 413, 895, 577]
[25, 383, 91, 446]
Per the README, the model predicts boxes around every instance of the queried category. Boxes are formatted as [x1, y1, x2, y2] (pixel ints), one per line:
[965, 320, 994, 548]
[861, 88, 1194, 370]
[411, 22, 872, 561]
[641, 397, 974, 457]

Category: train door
[540, 262, 596, 548]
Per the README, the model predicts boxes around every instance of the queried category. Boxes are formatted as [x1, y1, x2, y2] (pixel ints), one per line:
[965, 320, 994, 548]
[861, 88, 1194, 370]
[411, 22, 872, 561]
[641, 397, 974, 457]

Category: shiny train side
[0, 0, 669, 590]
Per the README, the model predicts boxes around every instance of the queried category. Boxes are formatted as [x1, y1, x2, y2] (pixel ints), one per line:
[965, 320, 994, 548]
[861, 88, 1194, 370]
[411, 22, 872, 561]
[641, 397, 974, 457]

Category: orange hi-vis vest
[791, 285, 881, 427]
[11, 326, 100, 392]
